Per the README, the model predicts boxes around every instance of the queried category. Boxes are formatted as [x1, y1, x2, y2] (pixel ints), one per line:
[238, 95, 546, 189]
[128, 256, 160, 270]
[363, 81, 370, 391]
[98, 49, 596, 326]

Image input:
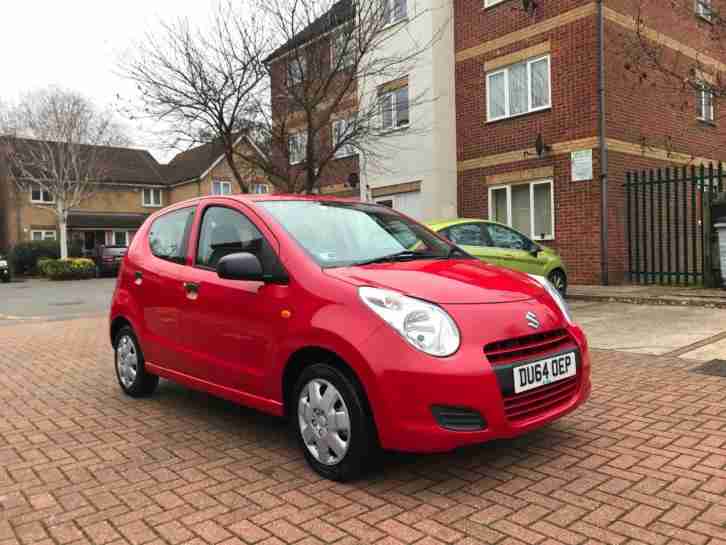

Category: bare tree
[0, 88, 129, 259]
[120, 0, 268, 192]
[616, 0, 726, 156]
[247, 0, 446, 193]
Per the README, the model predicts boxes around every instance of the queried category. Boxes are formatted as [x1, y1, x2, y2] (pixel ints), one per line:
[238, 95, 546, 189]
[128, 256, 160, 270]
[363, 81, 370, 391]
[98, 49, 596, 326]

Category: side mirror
[529, 244, 541, 257]
[217, 252, 264, 281]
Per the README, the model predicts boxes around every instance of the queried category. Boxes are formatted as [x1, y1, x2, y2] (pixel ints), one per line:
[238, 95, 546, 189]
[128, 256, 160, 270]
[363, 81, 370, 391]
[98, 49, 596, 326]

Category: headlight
[0, 260, 6, 267]
[528, 274, 573, 323]
[358, 287, 460, 357]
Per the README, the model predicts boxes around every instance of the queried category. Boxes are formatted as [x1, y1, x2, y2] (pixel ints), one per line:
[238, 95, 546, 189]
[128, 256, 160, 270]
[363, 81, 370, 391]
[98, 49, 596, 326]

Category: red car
[110, 195, 590, 481]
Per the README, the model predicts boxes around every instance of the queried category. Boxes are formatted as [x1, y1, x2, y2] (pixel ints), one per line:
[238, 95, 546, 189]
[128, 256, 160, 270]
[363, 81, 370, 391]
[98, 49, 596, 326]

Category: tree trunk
[57, 201, 69, 260]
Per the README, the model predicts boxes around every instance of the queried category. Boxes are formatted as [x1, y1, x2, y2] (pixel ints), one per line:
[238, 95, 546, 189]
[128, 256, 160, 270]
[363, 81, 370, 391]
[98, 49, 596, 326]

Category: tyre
[293, 363, 378, 481]
[548, 269, 568, 297]
[114, 326, 158, 398]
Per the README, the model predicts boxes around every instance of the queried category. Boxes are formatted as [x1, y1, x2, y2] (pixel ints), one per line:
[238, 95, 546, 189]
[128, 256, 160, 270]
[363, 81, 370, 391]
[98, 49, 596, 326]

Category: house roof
[266, 0, 354, 62]
[163, 138, 230, 184]
[1, 137, 167, 186]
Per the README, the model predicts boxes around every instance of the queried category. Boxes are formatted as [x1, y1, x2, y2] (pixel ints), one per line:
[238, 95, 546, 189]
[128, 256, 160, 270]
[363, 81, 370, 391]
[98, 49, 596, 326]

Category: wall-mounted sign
[571, 149, 593, 182]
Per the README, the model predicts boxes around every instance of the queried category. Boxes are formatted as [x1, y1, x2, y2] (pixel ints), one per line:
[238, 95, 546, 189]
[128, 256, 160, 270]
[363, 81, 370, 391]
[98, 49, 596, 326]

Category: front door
[179, 202, 286, 394]
[483, 223, 546, 275]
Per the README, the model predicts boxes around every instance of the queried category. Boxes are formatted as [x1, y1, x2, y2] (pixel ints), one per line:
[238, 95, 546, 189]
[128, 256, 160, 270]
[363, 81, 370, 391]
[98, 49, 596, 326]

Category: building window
[288, 131, 307, 165]
[30, 184, 54, 204]
[113, 231, 130, 247]
[250, 183, 271, 194]
[697, 85, 715, 123]
[488, 180, 554, 240]
[695, 0, 713, 20]
[382, 0, 407, 26]
[288, 56, 306, 86]
[212, 180, 232, 195]
[379, 84, 409, 131]
[142, 188, 163, 207]
[332, 117, 356, 157]
[31, 230, 57, 241]
[331, 26, 355, 69]
[486, 55, 551, 122]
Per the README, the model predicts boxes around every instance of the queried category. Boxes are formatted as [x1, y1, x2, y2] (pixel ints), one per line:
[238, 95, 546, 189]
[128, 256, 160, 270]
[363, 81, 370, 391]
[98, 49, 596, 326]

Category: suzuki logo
[526, 311, 540, 329]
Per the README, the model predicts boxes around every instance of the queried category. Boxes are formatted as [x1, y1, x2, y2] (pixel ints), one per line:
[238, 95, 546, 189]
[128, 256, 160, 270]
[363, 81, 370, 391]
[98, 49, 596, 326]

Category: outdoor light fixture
[522, 0, 539, 16]
[348, 172, 359, 188]
[535, 133, 551, 157]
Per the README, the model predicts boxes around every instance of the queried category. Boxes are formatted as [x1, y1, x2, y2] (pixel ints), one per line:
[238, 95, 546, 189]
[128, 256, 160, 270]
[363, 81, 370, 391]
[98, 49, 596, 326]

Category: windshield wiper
[352, 250, 441, 266]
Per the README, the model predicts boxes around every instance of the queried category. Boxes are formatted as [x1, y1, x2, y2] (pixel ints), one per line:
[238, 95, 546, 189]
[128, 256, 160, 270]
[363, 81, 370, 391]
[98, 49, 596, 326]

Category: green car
[426, 218, 568, 296]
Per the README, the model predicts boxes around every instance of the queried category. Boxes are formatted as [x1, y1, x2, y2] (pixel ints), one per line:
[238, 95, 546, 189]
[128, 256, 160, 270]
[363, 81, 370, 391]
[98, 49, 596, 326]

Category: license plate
[513, 351, 577, 394]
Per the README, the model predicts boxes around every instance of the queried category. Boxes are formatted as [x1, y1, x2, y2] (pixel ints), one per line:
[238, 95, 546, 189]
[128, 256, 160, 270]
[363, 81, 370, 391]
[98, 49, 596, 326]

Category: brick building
[456, 0, 726, 284]
[0, 136, 268, 253]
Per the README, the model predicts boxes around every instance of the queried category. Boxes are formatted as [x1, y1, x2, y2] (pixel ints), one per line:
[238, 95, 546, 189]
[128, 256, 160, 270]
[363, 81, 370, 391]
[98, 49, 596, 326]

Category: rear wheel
[548, 269, 567, 297]
[293, 363, 377, 481]
[114, 326, 158, 397]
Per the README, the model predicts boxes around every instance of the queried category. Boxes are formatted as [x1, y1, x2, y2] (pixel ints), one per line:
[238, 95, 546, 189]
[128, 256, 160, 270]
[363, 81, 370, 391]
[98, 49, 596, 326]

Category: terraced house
[0, 136, 269, 254]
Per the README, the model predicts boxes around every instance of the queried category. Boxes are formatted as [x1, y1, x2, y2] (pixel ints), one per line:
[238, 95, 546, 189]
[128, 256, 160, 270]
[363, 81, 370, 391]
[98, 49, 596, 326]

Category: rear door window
[148, 207, 196, 264]
[447, 223, 490, 247]
[485, 224, 530, 251]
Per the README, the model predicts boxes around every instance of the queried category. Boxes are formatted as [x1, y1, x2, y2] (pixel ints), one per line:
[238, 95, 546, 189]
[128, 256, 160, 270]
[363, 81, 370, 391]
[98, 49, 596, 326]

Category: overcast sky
[0, 1, 220, 162]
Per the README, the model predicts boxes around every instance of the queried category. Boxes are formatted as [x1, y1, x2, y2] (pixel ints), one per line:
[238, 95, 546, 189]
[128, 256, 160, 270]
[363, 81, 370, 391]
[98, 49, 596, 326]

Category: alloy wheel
[116, 335, 138, 389]
[298, 378, 351, 466]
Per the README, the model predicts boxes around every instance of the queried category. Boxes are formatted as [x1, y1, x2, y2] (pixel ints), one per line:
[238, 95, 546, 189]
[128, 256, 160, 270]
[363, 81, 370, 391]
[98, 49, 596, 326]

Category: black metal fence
[624, 164, 720, 286]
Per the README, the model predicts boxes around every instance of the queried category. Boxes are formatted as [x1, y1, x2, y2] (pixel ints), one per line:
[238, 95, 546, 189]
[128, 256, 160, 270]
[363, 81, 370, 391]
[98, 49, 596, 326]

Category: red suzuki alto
[110, 195, 590, 480]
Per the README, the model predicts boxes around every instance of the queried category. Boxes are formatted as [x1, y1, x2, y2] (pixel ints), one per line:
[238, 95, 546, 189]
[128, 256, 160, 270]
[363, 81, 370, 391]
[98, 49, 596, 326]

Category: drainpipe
[598, 0, 609, 285]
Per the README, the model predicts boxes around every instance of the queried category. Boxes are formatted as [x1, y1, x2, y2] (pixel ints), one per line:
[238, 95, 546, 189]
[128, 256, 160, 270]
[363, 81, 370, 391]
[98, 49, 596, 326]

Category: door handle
[183, 282, 199, 300]
[134, 271, 143, 286]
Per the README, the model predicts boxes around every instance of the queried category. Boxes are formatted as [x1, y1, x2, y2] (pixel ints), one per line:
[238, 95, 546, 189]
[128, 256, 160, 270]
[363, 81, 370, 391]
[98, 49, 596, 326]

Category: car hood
[324, 259, 543, 304]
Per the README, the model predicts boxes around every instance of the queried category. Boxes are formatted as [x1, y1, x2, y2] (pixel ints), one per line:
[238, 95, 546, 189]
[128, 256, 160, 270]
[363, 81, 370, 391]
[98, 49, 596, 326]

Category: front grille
[431, 406, 487, 431]
[484, 329, 573, 366]
[503, 375, 579, 422]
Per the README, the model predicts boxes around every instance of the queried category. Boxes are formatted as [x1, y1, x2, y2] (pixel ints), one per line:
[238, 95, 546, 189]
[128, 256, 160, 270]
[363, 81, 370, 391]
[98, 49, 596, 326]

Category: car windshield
[259, 200, 464, 268]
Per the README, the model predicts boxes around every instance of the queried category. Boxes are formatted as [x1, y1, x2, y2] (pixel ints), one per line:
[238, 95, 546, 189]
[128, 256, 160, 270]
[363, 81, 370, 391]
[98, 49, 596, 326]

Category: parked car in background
[427, 219, 568, 296]
[110, 196, 590, 480]
[94, 245, 128, 276]
[0, 253, 10, 283]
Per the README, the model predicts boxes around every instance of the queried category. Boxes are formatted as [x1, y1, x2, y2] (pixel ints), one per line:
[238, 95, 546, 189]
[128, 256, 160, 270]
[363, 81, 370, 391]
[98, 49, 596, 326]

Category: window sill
[30, 201, 55, 205]
[698, 117, 717, 127]
[334, 152, 358, 160]
[378, 124, 410, 136]
[482, 0, 509, 11]
[695, 12, 714, 24]
[486, 106, 552, 124]
[381, 17, 409, 33]
[142, 204, 163, 208]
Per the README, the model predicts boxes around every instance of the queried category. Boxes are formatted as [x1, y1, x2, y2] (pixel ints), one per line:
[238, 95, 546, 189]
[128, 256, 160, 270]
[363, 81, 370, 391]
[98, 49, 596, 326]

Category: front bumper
[360, 310, 591, 453]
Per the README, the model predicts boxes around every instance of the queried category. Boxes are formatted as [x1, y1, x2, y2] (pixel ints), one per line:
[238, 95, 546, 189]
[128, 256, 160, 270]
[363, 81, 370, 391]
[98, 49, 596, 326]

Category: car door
[483, 223, 546, 275]
[138, 205, 196, 372]
[178, 202, 288, 393]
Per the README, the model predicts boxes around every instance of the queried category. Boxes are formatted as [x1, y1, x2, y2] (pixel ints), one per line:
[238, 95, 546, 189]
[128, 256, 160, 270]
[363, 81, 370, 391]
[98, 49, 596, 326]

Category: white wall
[359, 0, 457, 222]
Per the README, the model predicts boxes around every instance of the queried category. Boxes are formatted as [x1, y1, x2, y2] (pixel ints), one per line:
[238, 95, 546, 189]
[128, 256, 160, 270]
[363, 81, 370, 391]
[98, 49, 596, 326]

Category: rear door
[441, 222, 506, 265]
[137, 206, 196, 372]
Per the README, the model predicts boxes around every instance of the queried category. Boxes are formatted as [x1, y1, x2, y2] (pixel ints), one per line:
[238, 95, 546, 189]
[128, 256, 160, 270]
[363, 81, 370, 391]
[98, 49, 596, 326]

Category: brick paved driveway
[1, 317, 726, 545]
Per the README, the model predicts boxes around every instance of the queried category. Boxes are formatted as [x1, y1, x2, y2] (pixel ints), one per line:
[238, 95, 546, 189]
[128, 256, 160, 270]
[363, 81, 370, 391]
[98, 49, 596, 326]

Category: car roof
[426, 218, 497, 230]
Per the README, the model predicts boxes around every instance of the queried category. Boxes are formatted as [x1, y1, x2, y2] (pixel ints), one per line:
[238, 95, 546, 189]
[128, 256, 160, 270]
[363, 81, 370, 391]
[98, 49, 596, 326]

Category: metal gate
[624, 164, 719, 286]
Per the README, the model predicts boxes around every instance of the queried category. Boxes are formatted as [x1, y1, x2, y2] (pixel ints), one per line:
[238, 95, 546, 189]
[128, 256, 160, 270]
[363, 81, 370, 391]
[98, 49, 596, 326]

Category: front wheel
[548, 269, 568, 297]
[114, 326, 158, 398]
[293, 363, 378, 481]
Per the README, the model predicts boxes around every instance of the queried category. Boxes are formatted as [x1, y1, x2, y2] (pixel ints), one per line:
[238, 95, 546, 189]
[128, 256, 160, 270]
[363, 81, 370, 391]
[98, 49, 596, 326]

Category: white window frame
[484, 0, 507, 7]
[30, 184, 55, 204]
[695, 0, 713, 21]
[211, 180, 232, 196]
[382, 0, 408, 26]
[488, 179, 555, 241]
[287, 56, 306, 87]
[250, 183, 271, 194]
[142, 188, 163, 207]
[332, 117, 356, 158]
[486, 54, 552, 122]
[113, 231, 131, 247]
[288, 131, 307, 165]
[331, 26, 355, 69]
[379, 85, 410, 131]
[697, 85, 715, 123]
[31, 230, 57, 241]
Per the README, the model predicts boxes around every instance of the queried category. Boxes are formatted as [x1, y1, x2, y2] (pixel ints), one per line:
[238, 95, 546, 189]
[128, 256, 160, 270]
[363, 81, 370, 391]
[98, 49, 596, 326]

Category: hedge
[11, 241, 60, 275]
[42, 258, 96, 281]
